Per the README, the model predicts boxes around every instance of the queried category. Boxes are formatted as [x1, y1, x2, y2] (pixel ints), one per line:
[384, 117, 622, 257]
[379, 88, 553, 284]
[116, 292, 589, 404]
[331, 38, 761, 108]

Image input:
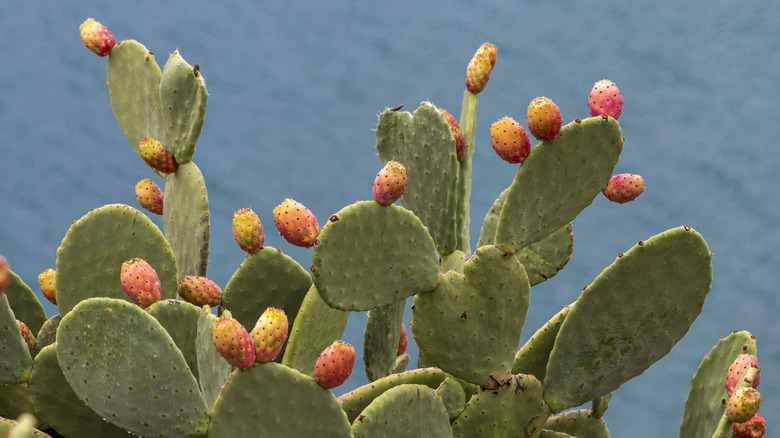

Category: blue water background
[2, 1, 779, 435]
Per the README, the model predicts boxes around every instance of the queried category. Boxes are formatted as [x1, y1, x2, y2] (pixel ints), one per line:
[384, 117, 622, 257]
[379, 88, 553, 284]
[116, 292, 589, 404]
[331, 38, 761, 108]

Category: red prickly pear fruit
[602, 173, 645, 204]
[232, 208, 264, 253]
[17, 320, 35, 351]
[135, 178, 164, 215]
[527, 96, 563, 142]
[726, 387, 762, 424]
[273, 199, 320, 248]
[314, 340, 355, 389]
[79, 18, 115, 57]
[490, 117, 531, 164]
[726, 354, 761, 396]
[250, 307, 289, 363]
[120, 258, 162, 308]
[38, 268, 57, 305]
[212, 316, 255, 370]
[397, 324, 408, 355]
[139, 137, 178, 174]
[177, 275, 223, 308]
[588, 79, 623, 120]
[373, 161, 407, 206]
[0, 256, 11, 296]
[466, 43, 497, 94]
[733, 413, 766, 438]
[439, 109, 467, 162]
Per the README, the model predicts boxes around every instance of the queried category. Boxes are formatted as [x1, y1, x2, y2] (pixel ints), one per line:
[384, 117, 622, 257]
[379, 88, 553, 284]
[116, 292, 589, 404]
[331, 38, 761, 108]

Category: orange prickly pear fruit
[314, 340, 355, 389]
[212, 316, 256, 370]
[177, 275, 223, 308]
[250, 307, 289, 363]
[120, 258, 162, 308]
[373, 161, 407, 206]
[79, 18, 115, 57]
[527, 96, 563, 142]
[466, 43, 497, 94]
[38, 268, 57, 305]
[232, 208, 265, 253]
[139, 137, 178, 174]
[273, 199, 320, 248]
[135, 178, 164, 215]
[490, 116, 531, 164]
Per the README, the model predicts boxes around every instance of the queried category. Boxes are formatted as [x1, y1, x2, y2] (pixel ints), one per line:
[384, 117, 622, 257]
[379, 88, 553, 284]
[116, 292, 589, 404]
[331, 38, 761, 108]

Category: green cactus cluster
[0, 19, 766, 438]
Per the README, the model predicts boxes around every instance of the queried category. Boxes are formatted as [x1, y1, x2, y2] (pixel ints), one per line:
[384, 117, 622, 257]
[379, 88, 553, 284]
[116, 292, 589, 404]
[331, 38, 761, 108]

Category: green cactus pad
[4, 272, 46, 336]
[55, 204, 177, 316]
[28, 344, 131, 438]
[542, 409, 610, 438]
[163, 161, 210, 282]
[56, 297, 209, 437]
[222, 246, 311, 357]
[148, 299, 202, 380]
[351, 384, 451, 438]
[282, 285, 350, 376]
[393, 353, 410, 374]
[440, 250, 467, 274]
[476, 187, 507, 249]
[678, 331, 757, 438]
[160, 51, 207, 164]
[32, 315, 61, 357]
[451, 374, 549, 438]
[0, 383, 43, 428]
[412, 245, 530, 386]
[590, 392, 612, 419]
[0, 295, 32, 384]
[494, 116, 623, 254]
[312, 201, 440, 311]
[512, 304, 572, 379]
[338, 367, 451, 423]
[455, 90, 479, 254]
[363, 300, 405, 381]
[208, 362, 351, 438]
[376, 102, 460, 255]
[435, 376, 466, 420]
[543, 226, 712, 413]
[194, 306, 232, 409]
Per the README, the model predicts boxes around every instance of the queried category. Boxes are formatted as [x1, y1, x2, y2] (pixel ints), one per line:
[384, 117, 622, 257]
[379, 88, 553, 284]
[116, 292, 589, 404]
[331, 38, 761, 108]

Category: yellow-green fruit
[466, 43, 496, 94]
[526, 96, 562, 142]
[250, 307, 289, 363]
[726, 387, 762, 424]
[232, 208, 264, 253]
[139, 137, 178, 174]
[38, 268, 57, 305]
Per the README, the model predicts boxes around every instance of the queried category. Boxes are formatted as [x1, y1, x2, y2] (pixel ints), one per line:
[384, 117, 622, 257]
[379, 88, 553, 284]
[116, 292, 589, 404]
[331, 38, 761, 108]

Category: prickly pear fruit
[177, 275, 223, 308]
[250, 307, 289, 363]
[120, 258, 162, 308]
[373, 161, 408, 206]
[726, 354, 761, 396]
[0, 256, 11, 296]
[490, 116, 531, 164]
[273, 198, 320, 248]
[733, 413, 766, 438]
[726, 387, 762, 424]
[314, 340, 355, 389]
[397, 324, 408, 355]
[38, 268, 57, 305]
[134, 178, 164, 215]
[17, 320, 35, 351]
[466, 43, 496, 94]
[602, 173, 645, 203]
[212, 316, 256, 370]
[139, 137, 178, 174]
[232, 208, 265, 253]
[440, 109, 467, 161]
[79, 18, 115, 57]
[588, 79, 623, 120]
[527, 96, 563, 142]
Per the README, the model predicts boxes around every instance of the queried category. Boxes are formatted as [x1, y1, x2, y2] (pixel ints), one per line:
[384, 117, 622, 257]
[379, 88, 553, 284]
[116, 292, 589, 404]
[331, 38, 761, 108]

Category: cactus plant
[0, 19, 768, 438]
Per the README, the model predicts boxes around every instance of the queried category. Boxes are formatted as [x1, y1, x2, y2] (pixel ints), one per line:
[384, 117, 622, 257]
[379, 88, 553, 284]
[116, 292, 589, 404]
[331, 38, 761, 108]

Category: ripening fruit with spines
[440, 109, 467, 161]
[250, 307, 289, 363]
[135, 178, 164, 215]
[490, 117, 531, 164]
[232, 208, 265, 253]
[17, 320, 35, 351]
[733, 413, 766, 438]
[178, 275, 223, 307]
[602, 173, 645, 204]
[273, 199, 320, 248]
[212, 316, 255, 369]
[466, 43, 497, 94]
[79, 18, 115, 57]
[38, 268, 57, 305]
[527, 96, 563, 142]
[588, 79, 623, 119]
[0, 256, 11, 296]
[726, 387, 762, 424]
[139, 137, 178, 174]
[726, 354, 761, 396]
[373, 161, 407, 206]
[120, 258, 162, 308]
[314, 340, 355, 389]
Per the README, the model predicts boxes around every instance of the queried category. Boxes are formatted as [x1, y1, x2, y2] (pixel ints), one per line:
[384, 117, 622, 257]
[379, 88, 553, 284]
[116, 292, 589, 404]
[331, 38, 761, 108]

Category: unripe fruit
[38, 268, 57, 305]
[273, 199, 320, 248]
[397, 324, 408, 355]
[232, 208, 264, 253]
[250, 307, 289, 363]
[0, 256, 11, 296]
[588, 79, 623, 120]
[527, 96, 563, 142]
[726, 354, 761, 396]
[373, 161, 407, 206]
[177, 275, 223, 308]
[466, 43, 497, 94]
[314, 340, 355, 389]
[120, 258, 162, 308]
[733, 413, 765, 438]
[212, 316, 255, 370]
[490, 117, 531, 164]
[139, 137, 178, 174]
[440, 109, 467, 162]
[17, 320, 35, 351]
[135, 178, 164, 215]
[602, 173, 645, 204]
[79, 18, 115, 57]
[726, 387, 762, 424]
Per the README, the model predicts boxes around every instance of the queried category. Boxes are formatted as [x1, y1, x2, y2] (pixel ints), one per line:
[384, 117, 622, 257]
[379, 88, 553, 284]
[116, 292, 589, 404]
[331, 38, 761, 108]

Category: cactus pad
[0, 295, 32, 384]
[194, 306, 232, 409]
[435, 376, 467, 420]
[542, 409, 610, 437]
[513, 303, 572, 379]
[4, 271, 46, 335]
[350, 384, 451, 438]
[0, 383, 42, 428]
[148, 299, 202, 380]
[55, 204, 177, 316]
[543, 226, 712, 413]
[160, 51, 207, 164]
[363, 300, 405, 381]
[32, 315, 61, 357]
[312, 201, 439, 311]
[412, 245, 530, 386]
